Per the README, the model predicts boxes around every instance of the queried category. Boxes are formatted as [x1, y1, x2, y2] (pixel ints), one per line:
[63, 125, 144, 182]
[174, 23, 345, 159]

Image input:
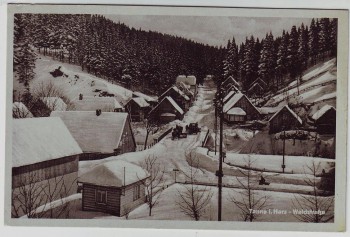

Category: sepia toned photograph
[5, 4, 348, 231]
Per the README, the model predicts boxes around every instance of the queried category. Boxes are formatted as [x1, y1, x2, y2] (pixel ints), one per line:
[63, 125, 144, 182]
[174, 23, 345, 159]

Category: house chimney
[79, 93, 83, 100]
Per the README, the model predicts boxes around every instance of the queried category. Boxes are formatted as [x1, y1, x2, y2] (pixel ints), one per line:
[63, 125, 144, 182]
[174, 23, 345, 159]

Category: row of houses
[220, 76, 336, 135]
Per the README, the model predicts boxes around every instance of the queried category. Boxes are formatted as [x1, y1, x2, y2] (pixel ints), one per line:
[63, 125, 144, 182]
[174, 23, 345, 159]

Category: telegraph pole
[214, 80, 224, 221]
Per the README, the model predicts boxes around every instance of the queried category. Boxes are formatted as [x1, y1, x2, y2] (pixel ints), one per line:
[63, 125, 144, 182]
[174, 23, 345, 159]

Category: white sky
[106, 15, 312, 47]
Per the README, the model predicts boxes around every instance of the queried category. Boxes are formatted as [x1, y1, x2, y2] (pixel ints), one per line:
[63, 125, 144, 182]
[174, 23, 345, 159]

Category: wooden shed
[51, 111, 136, 160]
[311, 105, 336, 135]
[223, 92, 261, 123]
[125, 97, 150, 122]
[269, 105, 303, 134]
[79, 160, 149, 216]
[159, 86, 190, 111]
[148, 96, 184, 123]
[73, 96, 123, 112]
[12, 117, 82, 217]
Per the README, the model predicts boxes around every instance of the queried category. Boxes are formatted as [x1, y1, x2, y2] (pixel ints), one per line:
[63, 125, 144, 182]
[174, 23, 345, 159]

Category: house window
[133, 184, 141, 201]
[96, 189, 107, 204]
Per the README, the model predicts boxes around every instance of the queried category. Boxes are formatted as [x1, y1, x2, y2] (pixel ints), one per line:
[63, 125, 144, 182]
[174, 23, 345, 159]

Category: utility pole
[214, 79, 224, 221]
[282, 128, 286, 173]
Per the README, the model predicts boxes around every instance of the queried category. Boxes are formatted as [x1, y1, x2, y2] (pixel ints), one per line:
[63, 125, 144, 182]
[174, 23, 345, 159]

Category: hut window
[133, 184, 141, 201]
[96, 189, 107, 204]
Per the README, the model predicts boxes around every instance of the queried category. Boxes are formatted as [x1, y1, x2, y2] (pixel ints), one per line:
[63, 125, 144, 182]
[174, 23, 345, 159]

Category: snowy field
[18, 55, 133, 104]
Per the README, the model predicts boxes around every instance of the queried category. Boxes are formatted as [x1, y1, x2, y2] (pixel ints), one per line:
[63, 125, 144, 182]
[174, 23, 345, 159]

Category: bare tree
[291, 161, 334, 223]
[176, 151, 213, 221]
[138, 155, 165, 216]
[143, 119, 159, 150]
[12, 171, 76, 218]
[229, 156, 270, 222]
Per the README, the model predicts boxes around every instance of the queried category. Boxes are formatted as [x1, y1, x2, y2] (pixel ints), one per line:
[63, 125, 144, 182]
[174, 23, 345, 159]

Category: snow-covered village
[10, 14, 337, 223]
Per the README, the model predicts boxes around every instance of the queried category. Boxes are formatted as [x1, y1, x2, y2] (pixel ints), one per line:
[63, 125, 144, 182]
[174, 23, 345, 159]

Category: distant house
[176, 75, 197, 95]
[12, 117, 82, 217]
[79, 160, 149, 216]
[223, 92, 260, 123]
[125, 97, 151, 122]
[311, 105, 336, 135]
[132, 91, 158, 107]
[175, 81, 194, 102]
[222, 76, 241, 90]
[51, 111, 136, 160]
[269, 105, 303, 134]
[40, 97, 67, 112]
[148, 96, 184, 123]
[248, 82, 265, 98]
[12, 102, 33, 118]
[159, 86, 190, 111]
[73, 96, 123, 112]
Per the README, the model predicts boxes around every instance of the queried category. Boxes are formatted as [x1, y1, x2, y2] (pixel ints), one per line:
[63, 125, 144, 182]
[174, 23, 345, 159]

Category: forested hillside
[222, 18, 337, 94]
[13, 14, 224, 95]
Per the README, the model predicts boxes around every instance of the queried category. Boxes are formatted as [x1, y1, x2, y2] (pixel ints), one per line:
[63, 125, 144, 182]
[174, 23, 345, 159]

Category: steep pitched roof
[51, 111, 133, 154]
[223, 76, 241, 88]
[160, 86, 190, 101]
[40, 97, 67, 111]
[149, 96, 184, 116]
[133, 91, 158, 102]
[13, 102, 33, 118]
[73, 96, 123, 112]
[250, 78, 267, 87]
[129, 97, 150, 108]
[79, 160, 149, 187]
[269, 105, 302, 124]
[248, 82, 264, 92]
[223, 92, 260, 114]
[12, 117, 82, 167]
[312, 105, 336, 121]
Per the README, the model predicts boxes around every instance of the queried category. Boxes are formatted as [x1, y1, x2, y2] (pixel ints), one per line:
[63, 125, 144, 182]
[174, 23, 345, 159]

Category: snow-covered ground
[17, 55, 133, 104]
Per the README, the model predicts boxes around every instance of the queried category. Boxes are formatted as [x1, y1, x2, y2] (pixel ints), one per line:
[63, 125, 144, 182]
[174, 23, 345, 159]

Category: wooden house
[159, 86, 190, 111]
[269, 105, 303, 134]
[132, 91, 158, 107]
[13, 102, 33, 118]
[51, 111, 136, 160]
[73, 96, 123, 112]
[247, 78, 267, 98]
[311, 105, 336, 135]
[148, 96, 184, 123]
[222, 76, 241, 91]
[223, 92, 261, 123]
[125, 97, 151, 122]
[176, 75, 197, 95]
[12, 117, 82, 217]
[79, 160, 149, 216]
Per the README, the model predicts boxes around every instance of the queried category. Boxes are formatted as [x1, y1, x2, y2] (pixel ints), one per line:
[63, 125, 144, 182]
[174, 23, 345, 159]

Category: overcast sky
[106, 15, 312, 47]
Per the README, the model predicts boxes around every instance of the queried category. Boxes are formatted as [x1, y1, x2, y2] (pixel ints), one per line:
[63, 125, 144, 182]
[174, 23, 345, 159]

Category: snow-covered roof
[223, 92, 244, 112]
[250, 78, 267, 87]
[133, 91, 158, 102]
[73, 96, 122, 112]
[248, 82, 264, 92]
[51, 111, 132, 154]
[166, 96, 184, 114]
[13, 102, 33, 118]
[12, 117, 82, 167]
[130, 97, 150, 108]
[227, 107, 246, 116]
[176, 75, 196, 86]
[223, 91, 236, 103]
[40, 97, 67, 111]
[79, 160, 149, 187]
[269, 105, 303, 124]
[176, 82, 194, 97]
[161, 113, 176, 117]
[259, 106, 280, 115]
[172, 86, 190, 101]
[312, 105, 336, 121]
[223, 76, 240, 88]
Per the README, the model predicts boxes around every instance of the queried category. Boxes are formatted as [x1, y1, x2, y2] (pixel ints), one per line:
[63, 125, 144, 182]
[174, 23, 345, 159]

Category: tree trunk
[144, 131, 150, 150]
